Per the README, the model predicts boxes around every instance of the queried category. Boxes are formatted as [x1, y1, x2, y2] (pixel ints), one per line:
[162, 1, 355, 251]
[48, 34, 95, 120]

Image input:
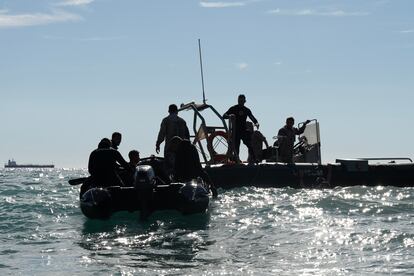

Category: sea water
[0, 169, 413, 275]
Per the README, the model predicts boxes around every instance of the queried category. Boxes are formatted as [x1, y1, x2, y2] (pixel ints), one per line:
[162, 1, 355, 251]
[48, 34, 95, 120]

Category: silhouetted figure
[171, 137, 218, 197]
[223, 94, 259, 161]
[88, 138, 132, 187]
[277, 117, 311, 163]
[120, 150, 140, 187]
[111, 132, 122, 150]
[156, 104, 190, 170]
[246, 122, 269, 163]
[128, 150, 140, 167]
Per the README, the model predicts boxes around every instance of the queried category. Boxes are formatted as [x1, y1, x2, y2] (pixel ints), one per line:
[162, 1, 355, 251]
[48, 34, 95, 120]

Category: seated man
[88, 138, 133, 187]
[170, 136, 218, 197]
[119, 150, 140, 187]
[128, 150, 140, 167]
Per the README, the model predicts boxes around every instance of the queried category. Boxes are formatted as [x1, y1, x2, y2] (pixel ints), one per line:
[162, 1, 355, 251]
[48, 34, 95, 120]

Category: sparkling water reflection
[0, 169, 413, 275]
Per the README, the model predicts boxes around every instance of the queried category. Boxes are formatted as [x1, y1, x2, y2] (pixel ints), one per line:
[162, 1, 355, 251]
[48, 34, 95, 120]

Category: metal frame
[298, 119, 322, 164]
[178, 102, 229, 164]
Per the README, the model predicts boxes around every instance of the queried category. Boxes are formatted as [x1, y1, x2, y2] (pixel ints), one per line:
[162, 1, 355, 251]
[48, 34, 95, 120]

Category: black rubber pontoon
[79, 165, 210, 219]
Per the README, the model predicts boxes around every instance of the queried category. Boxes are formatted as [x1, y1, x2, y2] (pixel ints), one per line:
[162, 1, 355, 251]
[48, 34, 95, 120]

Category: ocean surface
[0, 168, 413, 275]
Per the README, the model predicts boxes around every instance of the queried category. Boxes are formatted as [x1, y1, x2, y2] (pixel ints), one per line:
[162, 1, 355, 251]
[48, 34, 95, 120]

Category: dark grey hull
[80, 184, 210, 220]
[5, 165, 54, 168]
[205, 162, 414, 189]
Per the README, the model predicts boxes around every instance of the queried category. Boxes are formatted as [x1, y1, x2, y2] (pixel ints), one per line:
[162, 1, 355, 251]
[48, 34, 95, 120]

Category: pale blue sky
[1, 0, 413, 168]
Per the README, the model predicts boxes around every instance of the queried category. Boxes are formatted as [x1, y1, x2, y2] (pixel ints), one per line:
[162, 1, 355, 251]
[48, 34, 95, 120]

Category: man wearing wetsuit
[247, 122, 269, 163]
[119, 150, 140, 187]
[223, 94, 259, 161]
[156, 104, 190, 171]
[88, 138, 133, 187]
[111, 132, 122, 150]
[171, 137, 218, 197]
[277, 117, 311, 163]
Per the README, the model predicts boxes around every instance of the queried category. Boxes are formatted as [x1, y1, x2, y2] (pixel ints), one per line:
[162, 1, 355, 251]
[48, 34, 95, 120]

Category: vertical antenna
[198, 39, 206, 104]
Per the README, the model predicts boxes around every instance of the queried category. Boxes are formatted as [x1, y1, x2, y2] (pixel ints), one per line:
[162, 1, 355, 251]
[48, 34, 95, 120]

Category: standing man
[156, 104, 190, 168]
[223, 94, 259, 161]
[277, 117, 311, 163]
[248, 122, 269, 163]
[111, 132, 122, 150]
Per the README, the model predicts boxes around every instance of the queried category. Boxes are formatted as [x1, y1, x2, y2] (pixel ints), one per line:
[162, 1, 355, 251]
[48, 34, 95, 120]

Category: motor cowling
[134, 165, 155, 188]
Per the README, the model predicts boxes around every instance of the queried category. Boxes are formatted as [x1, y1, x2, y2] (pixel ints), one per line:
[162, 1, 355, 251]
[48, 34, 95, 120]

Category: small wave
[1, 170, 414, 275]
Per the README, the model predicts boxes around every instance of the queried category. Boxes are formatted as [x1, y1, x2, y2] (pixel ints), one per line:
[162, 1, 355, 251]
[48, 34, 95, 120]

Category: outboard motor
[80, 188, 112, 219]
[134, 165, 155, 188]
[134, 165, 156, 220]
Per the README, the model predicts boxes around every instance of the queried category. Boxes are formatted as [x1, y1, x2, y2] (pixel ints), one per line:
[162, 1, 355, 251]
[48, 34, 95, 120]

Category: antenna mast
[198, 39, 206, 104]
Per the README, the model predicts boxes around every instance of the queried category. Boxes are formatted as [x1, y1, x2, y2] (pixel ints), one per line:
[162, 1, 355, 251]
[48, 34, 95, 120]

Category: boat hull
[205, 162, 414, 189]
[80, 183, 210, 219]
[5, 165, 54, 168]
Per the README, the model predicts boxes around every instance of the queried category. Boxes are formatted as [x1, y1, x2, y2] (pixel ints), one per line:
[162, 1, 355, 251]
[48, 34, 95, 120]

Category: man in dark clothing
[172, 137, 218, 197]
[223, 94, 259, 161]
[111, 132, 122, 150]
[156, 104, 190, 155]
[246, 122, 269, 163]
[156, 104, 190, 171]
[119, 150, 140, 187]
[88, 138, 132, 187]
[128, 150, 140, 167]
[277, 117, 311, 163]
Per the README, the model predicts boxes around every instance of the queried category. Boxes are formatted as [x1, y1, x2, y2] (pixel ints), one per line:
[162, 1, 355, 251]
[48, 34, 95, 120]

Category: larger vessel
[178, 101, 414, 189]
[4, 159, 54, 168]
[171, 42, 414, 189]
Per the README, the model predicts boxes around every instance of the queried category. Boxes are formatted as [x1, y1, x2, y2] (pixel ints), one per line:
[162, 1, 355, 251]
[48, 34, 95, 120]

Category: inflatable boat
[78, 165, 210, 220]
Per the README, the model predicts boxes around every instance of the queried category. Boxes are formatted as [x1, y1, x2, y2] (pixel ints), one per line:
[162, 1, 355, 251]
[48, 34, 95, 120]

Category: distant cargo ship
[4, 159, 54, 168]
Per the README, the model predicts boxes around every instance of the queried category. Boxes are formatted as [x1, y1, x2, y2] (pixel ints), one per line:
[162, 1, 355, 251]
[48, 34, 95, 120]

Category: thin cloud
[78, 36, 127, 41]
[0, 10, 81, 28]
[236, 62, 248, 70]
[43, 34, 127, 41]
[200, 1, 246, 8]
[268, 8, 369, 17]
[398, 29, 414, 34]
[56, 0, 95, 7]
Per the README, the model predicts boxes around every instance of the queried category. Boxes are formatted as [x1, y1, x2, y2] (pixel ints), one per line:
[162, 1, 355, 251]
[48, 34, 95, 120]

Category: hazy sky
[1, 0, 413, 168]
